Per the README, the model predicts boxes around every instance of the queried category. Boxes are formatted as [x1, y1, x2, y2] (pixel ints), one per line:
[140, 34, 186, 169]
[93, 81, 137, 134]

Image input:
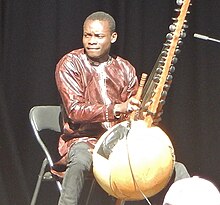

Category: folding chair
[29, 105, 62, 205]
[29, 105, 95, 205]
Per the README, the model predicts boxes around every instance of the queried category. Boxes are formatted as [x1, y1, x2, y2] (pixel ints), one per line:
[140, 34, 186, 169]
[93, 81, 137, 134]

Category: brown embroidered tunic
[54, 48, 138, 172]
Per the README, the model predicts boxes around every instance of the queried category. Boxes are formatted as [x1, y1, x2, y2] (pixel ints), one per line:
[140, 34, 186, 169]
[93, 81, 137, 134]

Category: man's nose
[88, 36, 97, 44]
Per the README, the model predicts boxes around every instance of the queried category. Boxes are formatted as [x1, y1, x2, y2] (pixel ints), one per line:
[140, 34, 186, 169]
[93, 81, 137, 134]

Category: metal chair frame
[29, 105, 95, 205]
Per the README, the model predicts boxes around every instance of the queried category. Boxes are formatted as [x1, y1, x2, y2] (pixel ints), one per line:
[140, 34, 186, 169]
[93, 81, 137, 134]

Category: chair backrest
[29, 105, 61, 167]
[29, 105, 61, 132]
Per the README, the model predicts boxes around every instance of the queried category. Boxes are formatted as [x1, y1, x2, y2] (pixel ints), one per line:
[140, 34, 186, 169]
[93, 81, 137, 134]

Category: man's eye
[97, 35, 104, 39]
[84, 34, 90, 38]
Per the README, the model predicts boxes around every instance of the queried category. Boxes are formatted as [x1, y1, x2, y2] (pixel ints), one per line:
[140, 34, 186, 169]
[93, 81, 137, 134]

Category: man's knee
[67, 142, 93, 170]
[174, 161, 190, 182]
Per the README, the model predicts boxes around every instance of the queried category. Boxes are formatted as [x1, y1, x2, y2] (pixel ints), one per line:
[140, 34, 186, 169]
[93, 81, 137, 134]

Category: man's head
[163, 176, 220, 205]
[82, 11, 117, 63]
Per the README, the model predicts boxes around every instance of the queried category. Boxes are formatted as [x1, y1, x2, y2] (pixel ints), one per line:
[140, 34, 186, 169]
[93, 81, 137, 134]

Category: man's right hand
[114, 97, 141, 115]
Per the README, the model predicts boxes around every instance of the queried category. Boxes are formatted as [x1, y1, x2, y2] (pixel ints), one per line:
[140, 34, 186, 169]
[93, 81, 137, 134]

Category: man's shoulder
[113, 55, 134, 69]
[56, 48, 85, 71]
[65, 48, 85, 59]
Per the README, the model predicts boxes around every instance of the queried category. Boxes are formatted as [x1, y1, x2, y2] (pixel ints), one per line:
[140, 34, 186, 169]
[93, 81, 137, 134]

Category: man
[55, 11, 143, 205]
[54, 11, 185, 205]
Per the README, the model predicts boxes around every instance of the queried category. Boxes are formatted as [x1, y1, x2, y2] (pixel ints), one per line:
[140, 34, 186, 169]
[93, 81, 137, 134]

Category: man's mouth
[87, 47, 99, 50]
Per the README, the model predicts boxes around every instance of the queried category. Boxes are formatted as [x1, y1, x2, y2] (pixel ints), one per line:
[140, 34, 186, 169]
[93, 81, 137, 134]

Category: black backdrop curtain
[1, 0, 220, 204]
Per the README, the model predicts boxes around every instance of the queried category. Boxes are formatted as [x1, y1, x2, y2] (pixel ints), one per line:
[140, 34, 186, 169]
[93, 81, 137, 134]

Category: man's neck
[87, 55, 112, 66]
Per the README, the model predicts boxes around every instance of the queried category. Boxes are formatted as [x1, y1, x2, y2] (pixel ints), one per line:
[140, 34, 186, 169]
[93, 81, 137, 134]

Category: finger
[154, 116, 162, 122]
[88, 148, 94, 154]
[127, 104, 140, 112]
[157, 110, 164, 116]
[129, 97, 141, 106]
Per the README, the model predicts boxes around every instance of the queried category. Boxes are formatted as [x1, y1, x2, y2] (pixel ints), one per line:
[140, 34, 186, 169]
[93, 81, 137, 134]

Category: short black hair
[84, 11, 116, 33]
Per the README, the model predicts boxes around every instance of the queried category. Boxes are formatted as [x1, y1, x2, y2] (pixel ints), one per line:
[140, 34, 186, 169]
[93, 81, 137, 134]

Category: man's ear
[111, 32, 118, 43]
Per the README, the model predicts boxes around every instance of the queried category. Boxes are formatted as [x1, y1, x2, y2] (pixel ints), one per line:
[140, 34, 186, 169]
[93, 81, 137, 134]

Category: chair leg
[56, 180, 62, 193]
[115, 199, 125, 205]
[30, 158, 48, 205]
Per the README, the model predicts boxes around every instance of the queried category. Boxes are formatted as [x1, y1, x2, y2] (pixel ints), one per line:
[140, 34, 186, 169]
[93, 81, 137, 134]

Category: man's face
[83, 20, 117, 63]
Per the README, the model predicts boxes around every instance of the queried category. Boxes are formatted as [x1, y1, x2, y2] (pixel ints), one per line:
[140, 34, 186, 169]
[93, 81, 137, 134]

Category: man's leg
[174, 162, 190, 182]
[58, 142, 92, 205]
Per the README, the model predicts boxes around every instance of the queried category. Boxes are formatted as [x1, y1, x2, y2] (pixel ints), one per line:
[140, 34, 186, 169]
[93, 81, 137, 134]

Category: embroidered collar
[87, 56, 112, 66]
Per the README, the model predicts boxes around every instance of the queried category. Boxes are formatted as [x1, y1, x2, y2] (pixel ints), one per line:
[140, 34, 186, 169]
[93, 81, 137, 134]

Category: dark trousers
[174, 161, 190, 182]
[58, 142, 92, 205]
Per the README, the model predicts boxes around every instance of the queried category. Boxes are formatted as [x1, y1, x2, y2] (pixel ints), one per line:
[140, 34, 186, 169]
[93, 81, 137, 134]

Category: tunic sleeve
[55, 54, 115, 123]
